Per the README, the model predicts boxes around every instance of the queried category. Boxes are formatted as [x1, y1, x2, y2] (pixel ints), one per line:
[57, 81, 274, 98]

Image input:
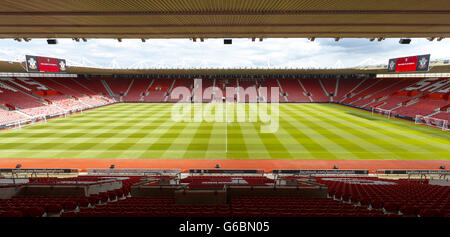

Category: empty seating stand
[0, 176, 142, 217]
[317, 177, 449, 217]
[1, 76, 449, 128]
[1, 175, 448, 218]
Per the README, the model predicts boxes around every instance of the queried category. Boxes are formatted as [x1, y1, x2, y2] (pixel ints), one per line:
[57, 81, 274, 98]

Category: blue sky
[0, 38, 448, 69]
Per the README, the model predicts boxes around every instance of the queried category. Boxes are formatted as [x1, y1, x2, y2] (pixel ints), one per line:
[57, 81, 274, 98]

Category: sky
[0, 38, 448, 69]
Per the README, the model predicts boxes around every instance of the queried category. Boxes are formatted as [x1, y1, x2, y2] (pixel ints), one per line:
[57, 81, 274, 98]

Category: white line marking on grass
[160, 121, 202, 159]
[280, 106, 360, 159]
[225, 103, 228, 153]
[70, 104, 169, 158]
[1, 149, 444, 154]
[309, 104, 450, 153]
[295, 104, 402, 159]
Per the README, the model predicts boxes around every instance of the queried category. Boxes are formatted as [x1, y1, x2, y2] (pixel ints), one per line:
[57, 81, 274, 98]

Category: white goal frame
[415, 115, 449, 131]
[35, 114, 47, 124]
[12, 114, 47, 130]
[13, 120, 23, 130]
[371, 107, 392, 119]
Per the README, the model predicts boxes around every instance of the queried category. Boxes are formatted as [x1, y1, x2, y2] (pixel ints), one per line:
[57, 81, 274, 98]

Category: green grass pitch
[0, 103, 448, 160]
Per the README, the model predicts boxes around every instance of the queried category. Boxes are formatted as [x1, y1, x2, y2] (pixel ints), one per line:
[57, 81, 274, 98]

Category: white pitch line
[1, 149, 444, 154]
[225, 103, 227, 153]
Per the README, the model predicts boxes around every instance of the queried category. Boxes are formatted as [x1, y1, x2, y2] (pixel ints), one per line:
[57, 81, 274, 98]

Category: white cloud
[0, 38, 448, 69]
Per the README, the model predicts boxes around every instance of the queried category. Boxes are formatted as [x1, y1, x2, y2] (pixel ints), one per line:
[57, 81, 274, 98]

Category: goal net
[12, 115, 47, 130]
[371, 107, 392, 118]
[13, 120, 24, 130]
[415, 115, 449, 131]
[34, 114, 47, 124]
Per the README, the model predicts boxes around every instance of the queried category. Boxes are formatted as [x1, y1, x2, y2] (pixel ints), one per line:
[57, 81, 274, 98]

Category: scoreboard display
[25, 55, 67, 73]
[388, 54, 430, 72]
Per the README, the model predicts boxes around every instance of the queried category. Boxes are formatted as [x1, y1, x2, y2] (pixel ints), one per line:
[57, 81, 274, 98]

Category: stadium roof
[1, 60, 450, 76]
[0, 0, 449, 39]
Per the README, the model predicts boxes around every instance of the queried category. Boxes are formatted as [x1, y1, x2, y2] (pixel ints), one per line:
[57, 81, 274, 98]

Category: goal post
[40, 114, 47, 124]
[415, 115, 449, 131]
[371, 107, 392, 119]
[30, 115, 46, 125]
[12, 115, 47, 130]
[14, 120, 22, 130]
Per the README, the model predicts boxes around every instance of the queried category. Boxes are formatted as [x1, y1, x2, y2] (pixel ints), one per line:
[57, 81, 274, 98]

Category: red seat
[98, 193, 109, 202]
[61, 211, 78, 217]
[421, 209, 441, 217]
[45, 204, 63, 213]
[371, 200, 382, 209]
[88, 196, 100, 205]
[0, 210, 23, 217]
[383, 202, 399, 213]
[23, 207, 44, 217]
[400, 206, 418, 216]
[107, 191, 117, 200]
[78, 211, 95, 217]
[78, 198, 90, 207]
[115, 190, 124, 198]
[63, 201, 78, 211]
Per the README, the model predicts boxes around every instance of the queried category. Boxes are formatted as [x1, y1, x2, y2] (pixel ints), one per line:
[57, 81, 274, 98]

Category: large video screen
[387, 54, 430, 72]
[25, 55, 67, 73]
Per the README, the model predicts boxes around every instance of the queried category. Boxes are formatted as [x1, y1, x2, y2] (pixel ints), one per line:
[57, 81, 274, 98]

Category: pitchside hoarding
[387, 54, 430, 72]
[25, 55, 67, 73]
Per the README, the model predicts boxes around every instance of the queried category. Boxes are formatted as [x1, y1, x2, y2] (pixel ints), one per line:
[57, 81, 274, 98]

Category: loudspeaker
[47, 39, 58, 44]
[110, 164, 115, 169]
[399, 39, 411, 44]
[224, 39, 232, 44]
[215, 164, 221, 169]
[333, 165, 339, 169]
[440, 165, 446, 169]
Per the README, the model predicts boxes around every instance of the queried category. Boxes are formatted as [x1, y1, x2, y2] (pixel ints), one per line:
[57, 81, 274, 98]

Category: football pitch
[0, 103, 448, 160]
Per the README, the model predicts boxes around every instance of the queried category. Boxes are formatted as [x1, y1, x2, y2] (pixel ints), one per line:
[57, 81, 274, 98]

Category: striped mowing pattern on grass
[0, 103, 448, 160]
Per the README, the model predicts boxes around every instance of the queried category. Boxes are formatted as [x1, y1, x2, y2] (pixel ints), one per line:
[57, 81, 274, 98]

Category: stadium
[0, 0, 449, 233]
